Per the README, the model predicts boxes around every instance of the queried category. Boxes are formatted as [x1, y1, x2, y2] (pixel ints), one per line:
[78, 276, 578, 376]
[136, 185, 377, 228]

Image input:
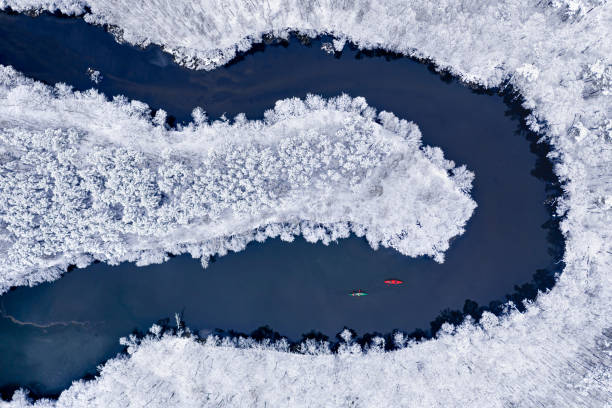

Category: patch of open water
[0, 13, 562, 397]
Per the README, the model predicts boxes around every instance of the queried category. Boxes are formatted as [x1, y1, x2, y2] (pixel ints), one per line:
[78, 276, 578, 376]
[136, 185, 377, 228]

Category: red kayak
[384, 279, 403, 285]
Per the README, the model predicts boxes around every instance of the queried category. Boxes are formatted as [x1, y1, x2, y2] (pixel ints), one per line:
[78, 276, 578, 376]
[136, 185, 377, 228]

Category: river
[0, 12, 562, 397]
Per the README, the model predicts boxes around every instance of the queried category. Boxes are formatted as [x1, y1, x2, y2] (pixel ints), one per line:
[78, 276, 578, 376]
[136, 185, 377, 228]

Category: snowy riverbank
[0, 65, 475, 294]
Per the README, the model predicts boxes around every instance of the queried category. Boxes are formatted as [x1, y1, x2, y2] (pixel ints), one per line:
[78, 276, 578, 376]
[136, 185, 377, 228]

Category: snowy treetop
[0, 65, 476, 294]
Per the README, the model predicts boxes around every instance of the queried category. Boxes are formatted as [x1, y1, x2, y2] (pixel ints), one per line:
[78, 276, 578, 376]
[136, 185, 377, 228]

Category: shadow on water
[0, 12, 565, 399]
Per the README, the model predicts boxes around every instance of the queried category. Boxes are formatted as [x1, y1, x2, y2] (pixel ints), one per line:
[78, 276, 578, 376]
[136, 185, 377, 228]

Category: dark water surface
[0, 13, 561, 396]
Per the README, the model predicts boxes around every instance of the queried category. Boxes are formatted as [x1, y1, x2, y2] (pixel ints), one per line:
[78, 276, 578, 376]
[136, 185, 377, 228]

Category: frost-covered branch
[0, 65, 475, 293]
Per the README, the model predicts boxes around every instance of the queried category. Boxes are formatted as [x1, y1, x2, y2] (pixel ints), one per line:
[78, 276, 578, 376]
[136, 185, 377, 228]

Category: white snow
[5, 320, 611, 407]
[0, 65, 475, 294]
[0, 0, 611, 407]
[86, 67, 102, 84]
[320, 42, 334, 54]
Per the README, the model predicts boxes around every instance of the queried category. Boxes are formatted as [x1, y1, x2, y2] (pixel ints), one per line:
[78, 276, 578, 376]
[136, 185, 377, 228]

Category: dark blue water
[0, 13, 562, 397]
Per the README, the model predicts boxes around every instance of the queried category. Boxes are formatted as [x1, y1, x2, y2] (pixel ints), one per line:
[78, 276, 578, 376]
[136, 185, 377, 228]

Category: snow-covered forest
[0, 0, 611, 407]
[6, 320, 612, 407]
[0, 65, 476, 294]
[1, 0, 609, 78]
